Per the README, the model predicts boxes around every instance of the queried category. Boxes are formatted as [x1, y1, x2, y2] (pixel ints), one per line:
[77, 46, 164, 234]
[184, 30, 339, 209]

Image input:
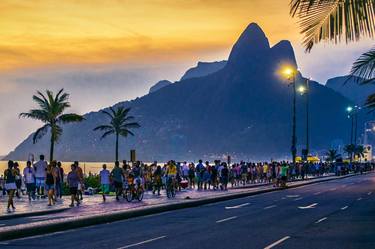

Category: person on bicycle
[165, 161, 177, 190]
[131, 161, 143, 189]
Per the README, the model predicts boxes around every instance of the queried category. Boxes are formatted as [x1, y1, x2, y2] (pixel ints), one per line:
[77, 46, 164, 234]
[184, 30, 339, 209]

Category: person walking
[46, 162, 57, 206]
[74, 161, 84, 201]
[34, 155, 47, 198]
[23, 161, 36, 201]
[152, 165, 163, 195]
[220, 163, 229, 191]
[13, 162, 22, 198]
[188, 163, 195, 189]
[67, 164, 80, 207]
[111, 161, 124, 201]
[99, 164, 110, 202]
[56, 162, 64, 199]
[196, 160, 204, 190]
[4, 161, 17, 212]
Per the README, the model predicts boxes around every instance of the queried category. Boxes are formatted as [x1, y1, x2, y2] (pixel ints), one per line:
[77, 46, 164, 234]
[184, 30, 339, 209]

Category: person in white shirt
[23, 161, 36, 201]
[33, 154, 47, 197]
[99, 164, 110, 202]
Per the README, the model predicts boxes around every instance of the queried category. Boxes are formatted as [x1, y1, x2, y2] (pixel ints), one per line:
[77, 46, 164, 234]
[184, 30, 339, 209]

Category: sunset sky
[0, 0, 373, 155]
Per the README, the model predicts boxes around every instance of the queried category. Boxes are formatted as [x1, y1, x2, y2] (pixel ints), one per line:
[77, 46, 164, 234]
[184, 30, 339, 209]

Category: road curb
[0, 207, 69, 221]
[0, 172, 367, 241]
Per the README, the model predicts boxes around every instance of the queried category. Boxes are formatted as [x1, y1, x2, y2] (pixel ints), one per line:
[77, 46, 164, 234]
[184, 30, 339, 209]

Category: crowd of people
[1, 155, 374, 213]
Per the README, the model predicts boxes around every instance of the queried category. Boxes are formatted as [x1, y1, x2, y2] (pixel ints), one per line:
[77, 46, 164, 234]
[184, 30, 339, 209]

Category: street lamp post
[298, 78, 310, 161]
[283, 67, 297, 166]
[347, 106, 354, 162]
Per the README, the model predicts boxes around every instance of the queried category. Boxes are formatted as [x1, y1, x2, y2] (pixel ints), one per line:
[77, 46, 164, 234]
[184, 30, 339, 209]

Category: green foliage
[19, 89, 84, 161]
[84, 174, 101, 189]
[94, 106, 140, 161]
[326, 149, 341, 162]
[290, 0, 375, 51]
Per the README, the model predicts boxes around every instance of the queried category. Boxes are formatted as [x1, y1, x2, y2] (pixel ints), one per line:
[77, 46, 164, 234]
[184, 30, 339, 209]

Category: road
[1, 173, 374, 249]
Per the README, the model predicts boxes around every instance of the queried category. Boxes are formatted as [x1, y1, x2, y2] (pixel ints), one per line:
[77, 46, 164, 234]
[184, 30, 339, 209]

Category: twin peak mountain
[6, 23, 351, 161]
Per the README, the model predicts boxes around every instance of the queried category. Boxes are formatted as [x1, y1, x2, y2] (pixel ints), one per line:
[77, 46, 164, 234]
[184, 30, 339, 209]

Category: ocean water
[0, 161, 114, 175]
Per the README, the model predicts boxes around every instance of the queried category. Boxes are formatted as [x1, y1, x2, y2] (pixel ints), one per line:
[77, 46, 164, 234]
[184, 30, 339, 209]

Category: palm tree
[20, 89, 84, 161]
[325, 149, 341, 162]
[290, 0, 375, 52]
[290, 0, 375, 104]
[354, 145, 366, 161]
[344, 144, 356, 162]
[93, 106, 140, 161]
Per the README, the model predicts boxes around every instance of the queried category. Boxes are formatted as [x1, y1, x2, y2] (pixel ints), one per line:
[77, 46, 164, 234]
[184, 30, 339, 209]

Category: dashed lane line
[264, 205, 277, 210]
[216, 216, 238, 223]
[264, 236, 291, 249]
[315, 217, 327, 224]
[225, 203, 250, 209]
[117, 236, 167, 249]
[341, 206, 348, 210]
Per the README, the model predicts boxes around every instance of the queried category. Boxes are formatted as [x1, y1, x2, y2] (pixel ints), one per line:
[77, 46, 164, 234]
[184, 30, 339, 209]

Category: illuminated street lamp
[282, 66, 297, 166]
[299, 79, 310, 161]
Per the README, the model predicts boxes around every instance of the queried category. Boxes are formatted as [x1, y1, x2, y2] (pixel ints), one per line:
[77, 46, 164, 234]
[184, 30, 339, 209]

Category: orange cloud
[0, 0, 300, 72]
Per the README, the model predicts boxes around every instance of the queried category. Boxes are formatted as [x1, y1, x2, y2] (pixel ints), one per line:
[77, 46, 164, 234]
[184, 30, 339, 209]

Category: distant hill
[149, 80, 172, 94]
[5, 23, 354, 162]
[180, 61, 227, 81]
[325, 76, 375, 105]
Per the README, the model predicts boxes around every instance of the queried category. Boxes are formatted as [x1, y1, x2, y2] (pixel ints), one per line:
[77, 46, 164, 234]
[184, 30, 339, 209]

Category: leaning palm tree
[325, 149, 341, 163]
[290, 0, 375, 104]
[94, 106, 140, 161]
[20, 89, 84, 161]
[290, 0, 375, 52]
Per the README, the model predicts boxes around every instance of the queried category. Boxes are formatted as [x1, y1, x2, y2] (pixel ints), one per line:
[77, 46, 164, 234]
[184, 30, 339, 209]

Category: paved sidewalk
[0, 173, 336, 219]
[0, 174, 333, 219]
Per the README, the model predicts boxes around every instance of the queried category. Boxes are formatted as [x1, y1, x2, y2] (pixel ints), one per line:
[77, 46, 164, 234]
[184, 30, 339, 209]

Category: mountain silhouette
[5, 23, 353, 162]
[326, 76, 375, 105]
[180, 61, 227, 80]
[149, 80, 172, 94]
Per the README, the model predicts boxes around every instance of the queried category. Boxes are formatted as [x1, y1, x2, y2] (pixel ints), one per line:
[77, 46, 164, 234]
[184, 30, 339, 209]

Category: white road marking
[0, 242, 9, 245]
[286, 195, 300, 198]
[298, 203, 318, 209]
[0, 224, 6, 226]
[330, 188, 337, 191]
[315, 217, 327, 224]
[368, 192, 372, 196]
[264, 236, 291, 249]
[225, 203, 250, 209]
[117, 236, 167, 249]
[357, 197, 362, 201]
[264, 205, 277, 210]
[314, 191, 322, 195]
[294, 197, 303, 201]
[216, 216, 238, 223]
[341, 206, 348, 210]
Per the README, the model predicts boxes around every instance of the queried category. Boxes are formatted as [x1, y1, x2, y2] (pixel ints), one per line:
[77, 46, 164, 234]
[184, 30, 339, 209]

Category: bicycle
[124, 178, 144, 202]
[166, 176, 176, 199]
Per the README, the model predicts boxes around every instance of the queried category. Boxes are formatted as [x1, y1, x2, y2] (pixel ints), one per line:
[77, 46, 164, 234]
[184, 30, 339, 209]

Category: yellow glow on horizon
[0, 0, 300, 72]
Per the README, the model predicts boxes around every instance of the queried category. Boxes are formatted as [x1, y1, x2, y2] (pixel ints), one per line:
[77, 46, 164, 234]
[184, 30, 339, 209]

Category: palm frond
[120, 122, 141, 129]
[57, 113, 84, 124]
[93, 125, 114, 132]
[19, 109, 49, 122]
[290, 0, 375, 51]
[365, 92, 375, 109]
[350, 47, 375, 83]
[32, 124, 50, 144]
[100, 130, 115, 140]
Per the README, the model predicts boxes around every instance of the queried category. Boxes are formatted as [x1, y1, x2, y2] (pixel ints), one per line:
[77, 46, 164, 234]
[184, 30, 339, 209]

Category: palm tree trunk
[50, 131, 54, 162]
[115, 133, 119, 162]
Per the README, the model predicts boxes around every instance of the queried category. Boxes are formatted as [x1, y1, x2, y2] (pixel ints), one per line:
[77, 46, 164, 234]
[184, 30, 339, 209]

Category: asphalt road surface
[1, 173, 374, 249]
